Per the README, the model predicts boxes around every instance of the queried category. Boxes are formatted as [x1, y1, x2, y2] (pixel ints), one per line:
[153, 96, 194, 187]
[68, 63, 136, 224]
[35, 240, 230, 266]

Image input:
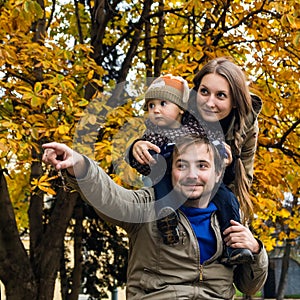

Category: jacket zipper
[199, 264, 204, 281]
[179, 210, 203, 281]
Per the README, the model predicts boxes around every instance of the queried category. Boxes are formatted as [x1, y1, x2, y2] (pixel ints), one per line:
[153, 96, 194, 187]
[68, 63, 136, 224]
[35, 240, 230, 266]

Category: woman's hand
[132, 141, 161, 165]
[223, 220, 260, 254]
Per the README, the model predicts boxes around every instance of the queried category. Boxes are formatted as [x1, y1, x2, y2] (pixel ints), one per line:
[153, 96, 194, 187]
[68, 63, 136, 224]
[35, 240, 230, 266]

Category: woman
[189, 57, 262, 221]
[128, 57, 262, 264]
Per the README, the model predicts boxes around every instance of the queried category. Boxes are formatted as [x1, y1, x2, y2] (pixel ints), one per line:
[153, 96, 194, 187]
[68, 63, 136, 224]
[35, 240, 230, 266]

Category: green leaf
[34, 82, 42, 94]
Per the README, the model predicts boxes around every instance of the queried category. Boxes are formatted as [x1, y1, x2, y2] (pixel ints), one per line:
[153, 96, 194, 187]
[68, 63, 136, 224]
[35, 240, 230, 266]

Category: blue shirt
[180, 202, 217, 264]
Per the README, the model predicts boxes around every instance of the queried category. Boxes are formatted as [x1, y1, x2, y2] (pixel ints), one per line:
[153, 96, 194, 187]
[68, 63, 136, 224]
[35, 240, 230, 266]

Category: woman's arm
[240, 119, 259, 184]
[224, 220, 268, 295]
[233, 241, 268, 295]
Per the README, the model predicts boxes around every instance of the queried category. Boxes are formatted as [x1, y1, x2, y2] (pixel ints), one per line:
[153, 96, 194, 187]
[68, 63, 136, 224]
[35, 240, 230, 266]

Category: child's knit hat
[144, 74, 190, 110]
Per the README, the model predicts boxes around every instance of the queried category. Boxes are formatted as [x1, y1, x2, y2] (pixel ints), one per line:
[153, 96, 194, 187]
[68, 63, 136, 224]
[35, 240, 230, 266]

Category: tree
[0, 0, 299, 299]
[0, 0, 105, 298]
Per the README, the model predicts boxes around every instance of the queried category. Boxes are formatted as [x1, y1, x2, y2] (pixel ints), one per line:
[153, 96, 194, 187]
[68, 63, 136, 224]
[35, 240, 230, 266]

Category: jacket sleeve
[64, 156, 155, 233]
[233, 240, 268, 295]
[240, 118, 259, 184]
[241, 94, 262, 185]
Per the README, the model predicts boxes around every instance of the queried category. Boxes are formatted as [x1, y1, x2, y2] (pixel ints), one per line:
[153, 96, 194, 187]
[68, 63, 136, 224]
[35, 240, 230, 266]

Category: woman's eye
[199, 88, 208, 95]
[217, 92, 227, 99]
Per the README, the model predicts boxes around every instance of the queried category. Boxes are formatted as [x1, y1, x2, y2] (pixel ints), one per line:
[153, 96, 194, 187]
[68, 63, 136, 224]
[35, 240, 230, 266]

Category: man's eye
[177, 164, 187, 170]
[198, 163, 208, 169]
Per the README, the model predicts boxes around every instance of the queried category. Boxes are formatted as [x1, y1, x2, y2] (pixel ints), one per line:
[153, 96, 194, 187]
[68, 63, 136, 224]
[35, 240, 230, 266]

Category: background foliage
[0, 0, 299, 299]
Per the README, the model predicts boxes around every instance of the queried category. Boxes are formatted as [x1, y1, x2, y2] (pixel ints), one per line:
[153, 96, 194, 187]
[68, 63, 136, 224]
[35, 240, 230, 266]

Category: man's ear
[215, 170, 222, 183]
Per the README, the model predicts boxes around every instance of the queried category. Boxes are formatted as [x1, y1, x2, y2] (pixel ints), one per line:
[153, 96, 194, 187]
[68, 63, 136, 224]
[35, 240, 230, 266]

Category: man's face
[171, 142, 221, 208]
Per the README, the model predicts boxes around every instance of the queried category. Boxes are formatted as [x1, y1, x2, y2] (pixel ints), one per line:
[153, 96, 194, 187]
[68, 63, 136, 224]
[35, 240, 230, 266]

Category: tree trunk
[67, 201, 83, 300]
[0, 168, 38, 299]
[117, 0, 153, 86]
[36, 191, 79, 300]
[276, 242, 291, 300]
[29, 149, 44, 271]
[153, 0, 165, 77]
[60, 238, 68, 300]
[264, 259, 276, 298]
[144, 0, 153, 77]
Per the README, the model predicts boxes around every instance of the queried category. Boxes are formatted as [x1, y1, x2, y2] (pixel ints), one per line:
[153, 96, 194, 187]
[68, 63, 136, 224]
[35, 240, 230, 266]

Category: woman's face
[196, 73, 234, 122]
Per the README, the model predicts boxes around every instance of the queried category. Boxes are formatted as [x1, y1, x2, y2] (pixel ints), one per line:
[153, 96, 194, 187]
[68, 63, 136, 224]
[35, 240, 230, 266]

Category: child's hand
[133, 141, 160, 165]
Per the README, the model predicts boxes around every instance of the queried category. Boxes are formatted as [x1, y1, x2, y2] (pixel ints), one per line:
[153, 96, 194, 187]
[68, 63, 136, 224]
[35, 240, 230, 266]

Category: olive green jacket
[66, 157, 268, 300]
[225, 94, 262, 189]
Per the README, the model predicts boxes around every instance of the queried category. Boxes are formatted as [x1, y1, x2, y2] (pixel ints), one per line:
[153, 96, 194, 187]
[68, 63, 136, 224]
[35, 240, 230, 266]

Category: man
[43, 135, 268, 299]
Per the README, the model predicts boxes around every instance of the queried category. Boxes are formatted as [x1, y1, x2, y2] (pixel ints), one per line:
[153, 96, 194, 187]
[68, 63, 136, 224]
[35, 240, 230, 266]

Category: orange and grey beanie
[144, 74, 190, 110]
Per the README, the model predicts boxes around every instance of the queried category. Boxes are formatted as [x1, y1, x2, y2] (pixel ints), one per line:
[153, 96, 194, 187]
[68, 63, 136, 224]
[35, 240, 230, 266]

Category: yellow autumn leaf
[38, 181, 52, 188]
[264, 238, 277, 252]
[31, 178, 39, 186]
[278, 208, 290, 218]
[106, 154, 112, 163]
[78, 99, 89, 107]
[31, 95, 42, 107]
[31, 127, 39, 140]
[15, 131, 22, 140]
[278, 231, 287, 240]
[58, 125, 70, 134]
[0, 142, 9, 152]
[47, 95, 59, 107]
[112, 174, 123, 185]
[288, 232, 298, 239]
[38, 185, 56, 195]
[293, 33, 300, 47]
[40, 174, 51, 182]
[31, 174, 58, 195]
[87, 70, 94, 80]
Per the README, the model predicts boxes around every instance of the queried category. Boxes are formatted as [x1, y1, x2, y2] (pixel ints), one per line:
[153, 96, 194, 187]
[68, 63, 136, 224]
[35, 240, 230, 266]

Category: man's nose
[186, 166, 198, 179]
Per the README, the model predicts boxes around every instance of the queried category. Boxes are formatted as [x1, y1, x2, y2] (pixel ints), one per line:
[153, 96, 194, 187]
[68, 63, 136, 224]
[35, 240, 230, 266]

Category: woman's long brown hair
[192, 57, 254, 222]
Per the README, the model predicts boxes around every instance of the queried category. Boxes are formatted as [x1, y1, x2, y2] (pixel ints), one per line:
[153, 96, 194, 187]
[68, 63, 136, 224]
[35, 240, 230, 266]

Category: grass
[235, 290, 261, 297]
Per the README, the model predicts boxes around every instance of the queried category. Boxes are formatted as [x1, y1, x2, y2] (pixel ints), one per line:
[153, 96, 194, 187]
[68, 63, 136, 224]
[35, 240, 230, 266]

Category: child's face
[146, 99, 184, 128]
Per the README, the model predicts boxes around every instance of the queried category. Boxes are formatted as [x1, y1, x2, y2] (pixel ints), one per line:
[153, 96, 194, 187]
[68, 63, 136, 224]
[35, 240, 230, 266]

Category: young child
[126, 74, 254, 265]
